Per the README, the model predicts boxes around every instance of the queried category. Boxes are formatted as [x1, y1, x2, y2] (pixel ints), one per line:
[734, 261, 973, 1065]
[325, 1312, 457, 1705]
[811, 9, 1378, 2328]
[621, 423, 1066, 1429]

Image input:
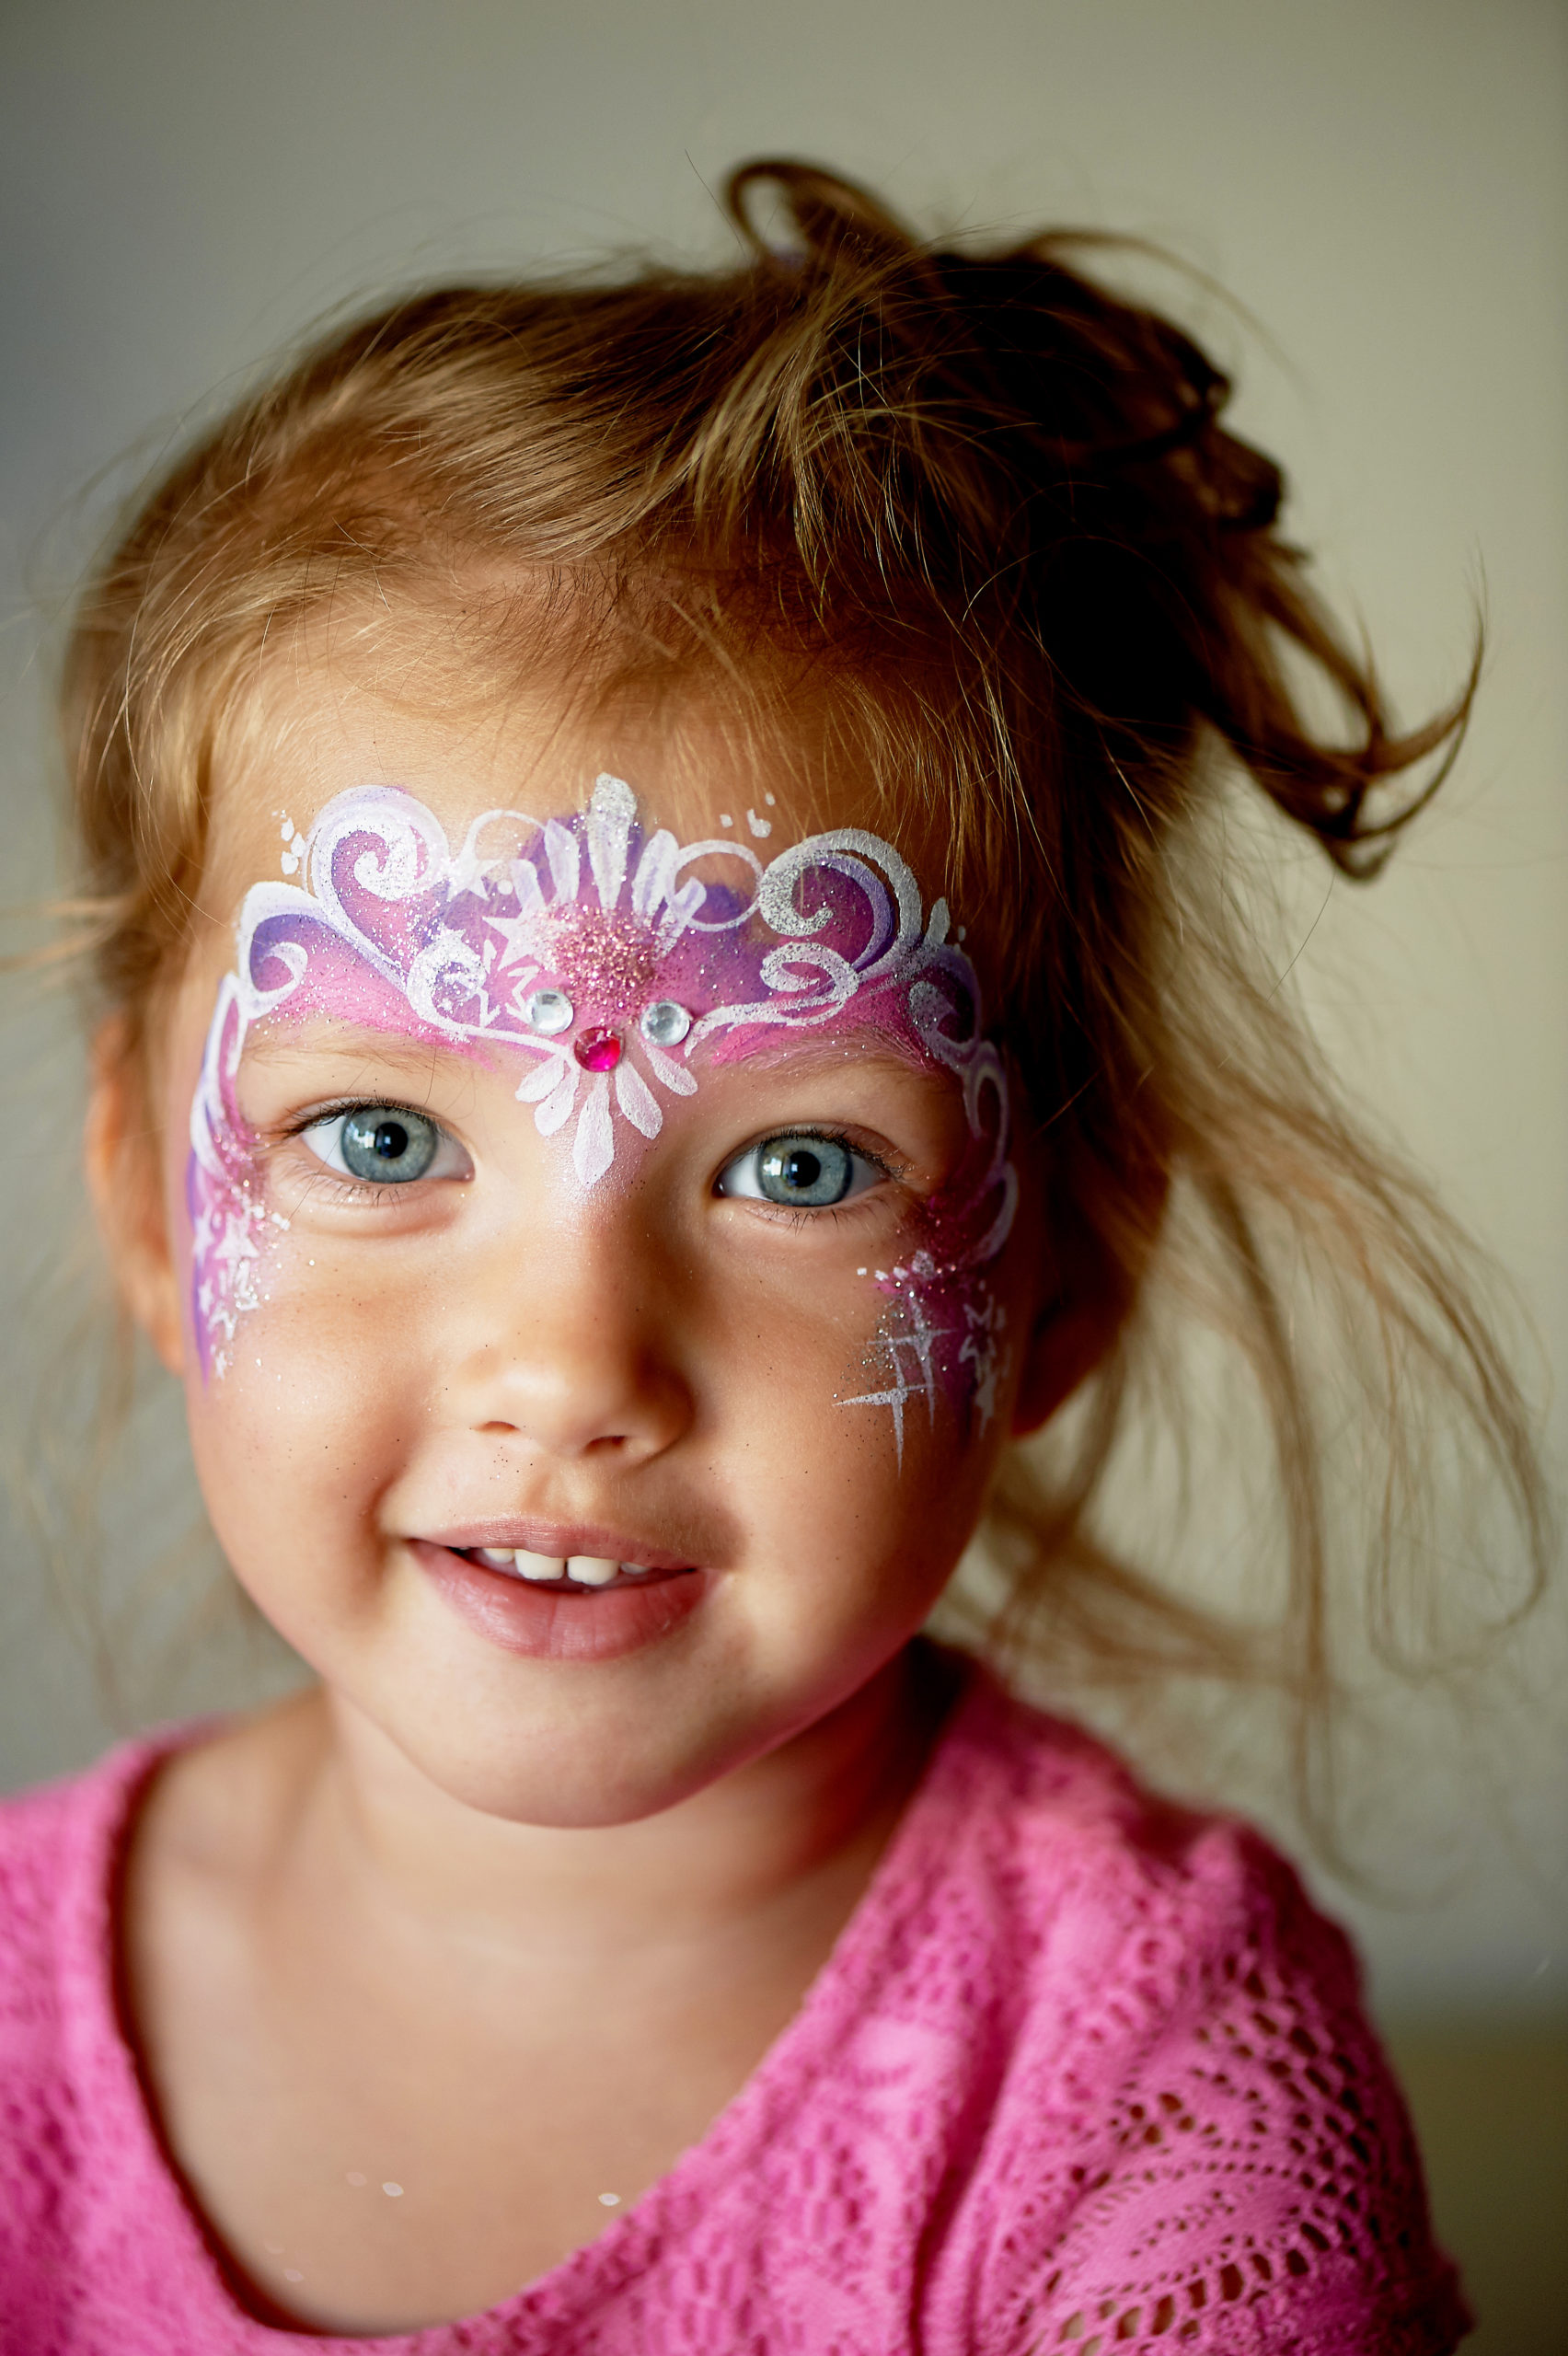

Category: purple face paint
[188, 775, 1018, 1422]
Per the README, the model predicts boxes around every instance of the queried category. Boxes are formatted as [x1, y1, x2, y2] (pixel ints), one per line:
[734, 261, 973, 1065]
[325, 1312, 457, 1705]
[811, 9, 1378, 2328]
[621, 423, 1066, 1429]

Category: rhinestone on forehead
[574, 1028, 622, 1073]
[640, 1000, 692, 1046]
[523, 987, 573, 1035]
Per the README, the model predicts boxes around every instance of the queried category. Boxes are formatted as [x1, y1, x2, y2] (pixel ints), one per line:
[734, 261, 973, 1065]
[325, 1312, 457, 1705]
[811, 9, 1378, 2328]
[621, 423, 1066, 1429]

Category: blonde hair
[56, 160, 1548, 1821]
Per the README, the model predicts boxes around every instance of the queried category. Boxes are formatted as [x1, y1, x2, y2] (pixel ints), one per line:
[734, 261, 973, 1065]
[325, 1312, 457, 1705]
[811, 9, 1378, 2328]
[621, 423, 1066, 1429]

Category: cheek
[716, 1249, 1008, 1568]
[180, 1231, 426, 1553]
[836, 1226, 1014, 1471]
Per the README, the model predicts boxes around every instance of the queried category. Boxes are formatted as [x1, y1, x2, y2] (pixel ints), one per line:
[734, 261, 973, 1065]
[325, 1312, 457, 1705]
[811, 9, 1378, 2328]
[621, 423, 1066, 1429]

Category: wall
[1, 2, 1563, 2342]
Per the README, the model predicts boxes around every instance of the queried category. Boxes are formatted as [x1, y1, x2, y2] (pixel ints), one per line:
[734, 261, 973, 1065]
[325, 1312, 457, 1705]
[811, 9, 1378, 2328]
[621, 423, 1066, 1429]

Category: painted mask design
[189, 775, 1018, 1441]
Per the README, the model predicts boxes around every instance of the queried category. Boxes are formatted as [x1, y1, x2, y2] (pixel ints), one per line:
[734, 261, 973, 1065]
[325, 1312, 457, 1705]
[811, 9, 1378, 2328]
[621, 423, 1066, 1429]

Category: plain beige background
[1, 0, 1564, 2340]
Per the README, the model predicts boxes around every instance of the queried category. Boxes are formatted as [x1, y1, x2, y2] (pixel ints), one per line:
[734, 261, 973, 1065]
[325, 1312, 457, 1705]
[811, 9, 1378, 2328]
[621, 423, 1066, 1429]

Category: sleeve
[979, 1831, 1472, 2356]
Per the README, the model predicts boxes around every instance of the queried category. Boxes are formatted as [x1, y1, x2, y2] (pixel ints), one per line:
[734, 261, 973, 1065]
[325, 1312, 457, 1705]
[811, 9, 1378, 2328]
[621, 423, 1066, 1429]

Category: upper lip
[413, 1521, 703, 1572]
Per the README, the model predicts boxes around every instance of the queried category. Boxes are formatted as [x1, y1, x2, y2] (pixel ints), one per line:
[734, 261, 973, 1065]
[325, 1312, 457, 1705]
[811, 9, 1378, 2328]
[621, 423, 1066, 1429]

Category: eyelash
[275, 1105, 906, 1221]
[281, 1097, 463, 1199]
[716, 1126, 901, 1219]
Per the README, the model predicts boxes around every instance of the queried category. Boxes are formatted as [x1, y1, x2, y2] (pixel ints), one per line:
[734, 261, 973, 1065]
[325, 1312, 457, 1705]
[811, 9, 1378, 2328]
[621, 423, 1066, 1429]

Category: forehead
[202, 622, 908, 925]
[180, 632, 1008, 1138]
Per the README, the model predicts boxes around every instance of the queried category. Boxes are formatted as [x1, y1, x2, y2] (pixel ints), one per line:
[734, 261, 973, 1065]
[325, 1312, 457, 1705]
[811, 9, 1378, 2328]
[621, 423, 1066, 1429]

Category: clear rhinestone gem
[640, 999, 691, 1046]
[523, 987, 573, 1035]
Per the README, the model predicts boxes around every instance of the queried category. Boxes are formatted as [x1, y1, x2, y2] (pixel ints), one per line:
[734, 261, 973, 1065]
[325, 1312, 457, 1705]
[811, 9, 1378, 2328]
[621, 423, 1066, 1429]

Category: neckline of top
[56, 1647, 999, 2348]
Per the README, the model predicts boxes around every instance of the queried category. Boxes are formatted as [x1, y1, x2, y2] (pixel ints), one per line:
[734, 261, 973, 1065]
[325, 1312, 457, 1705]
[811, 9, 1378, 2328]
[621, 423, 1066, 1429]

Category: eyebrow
[237, 1022, 480, 1075]
[698, 1009, 951, 1073]
[704, 1035, 946, 1087]
[238, 1014, 958, 1101]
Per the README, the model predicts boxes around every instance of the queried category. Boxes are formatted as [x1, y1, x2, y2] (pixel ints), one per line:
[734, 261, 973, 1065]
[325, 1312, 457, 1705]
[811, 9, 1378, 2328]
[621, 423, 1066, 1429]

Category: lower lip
[412, 1543, 709, 1662]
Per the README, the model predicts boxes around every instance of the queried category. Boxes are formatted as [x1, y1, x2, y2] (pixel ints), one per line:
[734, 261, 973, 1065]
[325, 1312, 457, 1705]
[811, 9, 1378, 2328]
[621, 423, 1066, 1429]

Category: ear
[1009, 1149, 1169, 1439]
[1010, 1293, 1119, 1438]
[84, 1015, 186, 1376]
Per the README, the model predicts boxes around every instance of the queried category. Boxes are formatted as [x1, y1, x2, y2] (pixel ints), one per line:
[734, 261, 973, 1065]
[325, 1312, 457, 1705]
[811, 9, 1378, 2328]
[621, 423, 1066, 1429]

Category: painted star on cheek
[838, 1242, 1011, 1467]
[841, 1288, 951, 1470]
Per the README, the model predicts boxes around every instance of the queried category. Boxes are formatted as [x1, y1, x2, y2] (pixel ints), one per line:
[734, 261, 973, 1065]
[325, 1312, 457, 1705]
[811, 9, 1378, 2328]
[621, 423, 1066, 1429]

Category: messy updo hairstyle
[56, 160, 1548, 1831]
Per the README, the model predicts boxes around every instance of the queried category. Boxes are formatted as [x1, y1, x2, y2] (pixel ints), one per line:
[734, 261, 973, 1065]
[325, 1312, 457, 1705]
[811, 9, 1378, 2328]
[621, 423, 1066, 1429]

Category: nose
[446, 1199, 694, 1465]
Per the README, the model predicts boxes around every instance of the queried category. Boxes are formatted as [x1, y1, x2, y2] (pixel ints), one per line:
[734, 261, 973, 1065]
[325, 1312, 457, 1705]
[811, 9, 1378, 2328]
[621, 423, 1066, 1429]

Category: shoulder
[0, 1727, 240, 2197]
[919, 1670, 1470, 2354]
[0, 1743, 167, 2267]
[0, 1744, 149, 1999]
[923, 1669, 1328, 1980]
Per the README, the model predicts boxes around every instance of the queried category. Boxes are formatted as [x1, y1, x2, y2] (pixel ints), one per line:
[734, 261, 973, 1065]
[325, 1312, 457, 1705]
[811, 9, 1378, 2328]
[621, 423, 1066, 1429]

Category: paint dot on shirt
[382, 2181, 404, 2198]
[346, 2171, 365, 2187]
[720, 812, 733, 827]
[598, 2191, 621, 2206]
[283, 2269, 305, 2283]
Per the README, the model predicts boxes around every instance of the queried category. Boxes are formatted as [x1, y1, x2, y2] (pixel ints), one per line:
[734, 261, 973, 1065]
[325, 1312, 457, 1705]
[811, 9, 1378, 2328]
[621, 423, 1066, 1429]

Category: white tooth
[515, 1551, 568, 1581]
[476, 1546, 516, 1568]
[619, 1563, 651, 1577]
[569, 1555, 620, 1587]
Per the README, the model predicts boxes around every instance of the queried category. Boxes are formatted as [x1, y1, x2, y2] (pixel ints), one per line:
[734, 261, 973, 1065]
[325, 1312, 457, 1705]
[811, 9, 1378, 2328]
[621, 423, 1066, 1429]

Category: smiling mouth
[452, 1546, 696, 1592]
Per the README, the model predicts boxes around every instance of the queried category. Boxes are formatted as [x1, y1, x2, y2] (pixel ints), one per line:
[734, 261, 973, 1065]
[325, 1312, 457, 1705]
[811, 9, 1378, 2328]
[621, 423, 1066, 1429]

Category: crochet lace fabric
[0, 1668, 1468, 2354]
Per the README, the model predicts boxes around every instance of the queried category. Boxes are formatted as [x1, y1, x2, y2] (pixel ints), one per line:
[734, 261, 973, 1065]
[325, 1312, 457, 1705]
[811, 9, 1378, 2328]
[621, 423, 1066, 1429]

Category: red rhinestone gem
[573, 1027, 622, 1072]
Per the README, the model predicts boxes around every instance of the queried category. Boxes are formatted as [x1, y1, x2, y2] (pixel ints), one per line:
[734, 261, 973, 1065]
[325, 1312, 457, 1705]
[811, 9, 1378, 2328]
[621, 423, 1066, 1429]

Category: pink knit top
[0, 1669, 1467, 2354]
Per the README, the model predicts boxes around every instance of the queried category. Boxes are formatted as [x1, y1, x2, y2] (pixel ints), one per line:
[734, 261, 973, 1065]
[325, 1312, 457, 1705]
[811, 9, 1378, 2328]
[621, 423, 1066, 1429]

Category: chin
[386, 1705, 752, 1831]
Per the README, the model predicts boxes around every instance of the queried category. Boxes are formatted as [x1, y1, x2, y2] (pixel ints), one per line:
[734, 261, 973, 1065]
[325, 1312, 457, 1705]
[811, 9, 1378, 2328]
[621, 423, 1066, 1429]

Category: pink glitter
[574, 1028, 623, 1073]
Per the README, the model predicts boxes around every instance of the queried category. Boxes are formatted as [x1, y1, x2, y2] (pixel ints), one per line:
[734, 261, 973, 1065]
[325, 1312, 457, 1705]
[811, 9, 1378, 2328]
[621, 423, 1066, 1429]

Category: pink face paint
[188, 776, 1018, 1404]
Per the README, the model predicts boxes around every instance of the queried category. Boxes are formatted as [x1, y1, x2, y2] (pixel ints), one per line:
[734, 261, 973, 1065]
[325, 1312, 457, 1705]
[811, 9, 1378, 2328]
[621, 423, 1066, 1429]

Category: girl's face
[121, 651, 1055, 1828]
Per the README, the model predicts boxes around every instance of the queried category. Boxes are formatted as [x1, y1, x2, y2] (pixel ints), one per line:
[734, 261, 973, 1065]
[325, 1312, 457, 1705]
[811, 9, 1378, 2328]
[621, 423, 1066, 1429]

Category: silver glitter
[841, 1291, 949, 1468]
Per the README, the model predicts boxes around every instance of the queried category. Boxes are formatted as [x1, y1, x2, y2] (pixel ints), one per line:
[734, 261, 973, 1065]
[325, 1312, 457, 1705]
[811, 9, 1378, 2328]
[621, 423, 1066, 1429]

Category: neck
[267, 1644, 957, 1965]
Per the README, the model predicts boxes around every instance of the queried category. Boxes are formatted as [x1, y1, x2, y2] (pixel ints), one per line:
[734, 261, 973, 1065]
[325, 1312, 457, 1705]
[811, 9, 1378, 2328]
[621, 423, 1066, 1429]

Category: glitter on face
[545, 903, 658, 1019]
[188, 772, 1019, 1419]
[839, 1287, 949, 1469]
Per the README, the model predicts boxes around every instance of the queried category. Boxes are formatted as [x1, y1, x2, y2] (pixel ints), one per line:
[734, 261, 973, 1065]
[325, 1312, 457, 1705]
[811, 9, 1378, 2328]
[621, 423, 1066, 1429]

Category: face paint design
[839, 1251, 1010, 1470]
[188, 775, 1018, 1412]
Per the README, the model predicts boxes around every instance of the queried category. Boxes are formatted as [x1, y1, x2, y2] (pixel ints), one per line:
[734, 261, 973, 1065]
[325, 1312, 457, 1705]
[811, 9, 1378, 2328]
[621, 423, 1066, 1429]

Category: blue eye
[303, 1105, 467, 1185]
[717, 1133, 882, 1208]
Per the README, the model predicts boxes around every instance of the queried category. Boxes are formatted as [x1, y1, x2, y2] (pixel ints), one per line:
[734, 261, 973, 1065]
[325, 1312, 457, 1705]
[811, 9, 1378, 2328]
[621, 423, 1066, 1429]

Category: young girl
[0, 161, 1540, 2353]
